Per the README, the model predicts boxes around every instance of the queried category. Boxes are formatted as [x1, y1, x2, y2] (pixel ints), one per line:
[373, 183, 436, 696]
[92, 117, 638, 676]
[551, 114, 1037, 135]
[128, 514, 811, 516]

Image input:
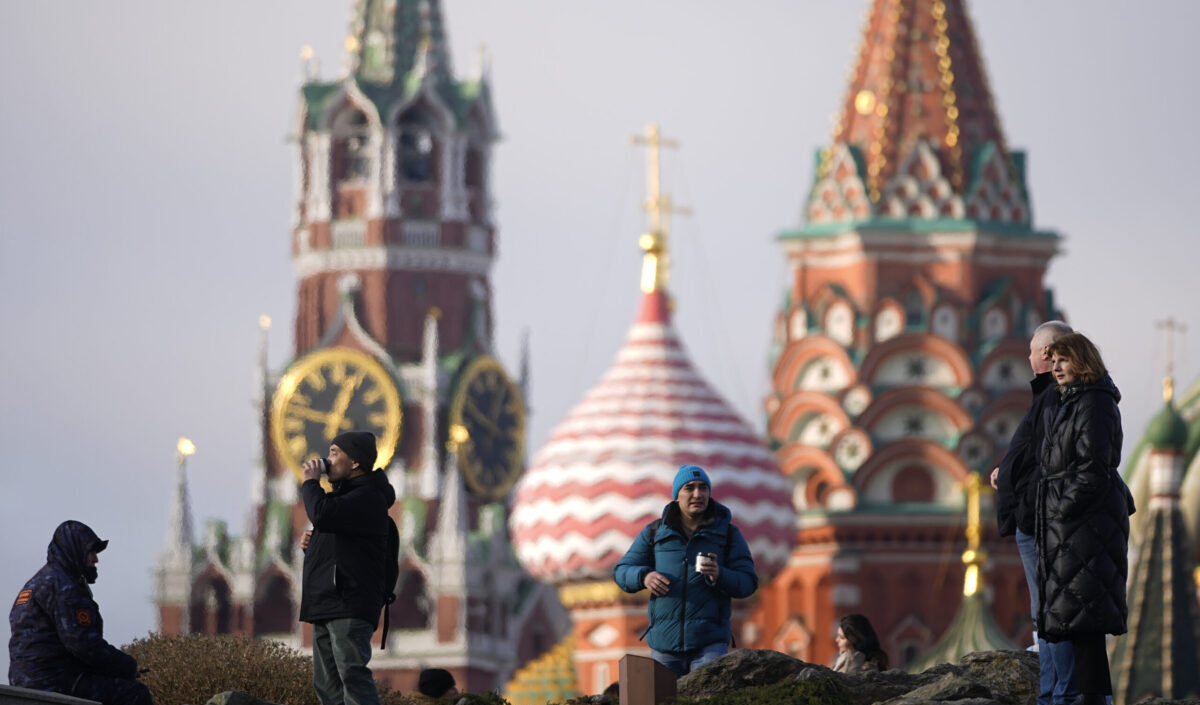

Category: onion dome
[510, 124, 795, 586]
[1145, 400, 1188, 451]
[510, 290, 796, 585]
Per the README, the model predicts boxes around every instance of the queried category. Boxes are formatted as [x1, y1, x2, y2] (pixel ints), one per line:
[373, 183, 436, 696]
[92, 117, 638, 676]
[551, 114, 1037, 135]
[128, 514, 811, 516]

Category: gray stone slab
[0, 685, 100, 705]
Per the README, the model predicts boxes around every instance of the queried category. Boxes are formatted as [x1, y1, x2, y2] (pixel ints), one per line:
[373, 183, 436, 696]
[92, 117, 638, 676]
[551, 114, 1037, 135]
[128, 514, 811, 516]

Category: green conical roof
[350, 0, 451, 87]
[1146, 399, 1188, 451]
[907, 590, 1018, 673]
[299, 0, 490, 131]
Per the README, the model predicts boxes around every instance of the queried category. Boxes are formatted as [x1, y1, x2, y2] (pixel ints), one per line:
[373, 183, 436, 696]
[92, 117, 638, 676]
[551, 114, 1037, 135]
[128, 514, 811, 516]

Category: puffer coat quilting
[1036, 375, 1135, 642]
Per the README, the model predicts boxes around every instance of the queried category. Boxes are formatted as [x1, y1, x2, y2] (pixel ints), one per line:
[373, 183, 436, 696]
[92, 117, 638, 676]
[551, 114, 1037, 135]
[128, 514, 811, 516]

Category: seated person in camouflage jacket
[9, 520, 152, 705]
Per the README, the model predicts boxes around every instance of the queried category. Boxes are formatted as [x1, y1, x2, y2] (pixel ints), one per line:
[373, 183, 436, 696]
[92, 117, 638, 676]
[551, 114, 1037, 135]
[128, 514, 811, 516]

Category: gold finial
[630, 123, 689, 294]
[258, 314, 271, 330]
[345, 35, 360, 53]
[176, 437, 196, 466]
[961, 473, 992, 597]
[1157, 317, 1187, 403]
[300, 45, 314, 60]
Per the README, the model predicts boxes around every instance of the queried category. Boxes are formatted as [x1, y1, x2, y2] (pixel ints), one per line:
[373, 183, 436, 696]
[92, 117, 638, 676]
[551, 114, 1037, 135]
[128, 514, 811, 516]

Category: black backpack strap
[379, 519, 401, 650]
[647, 518, 662, 544]
[380, 592, 396, 649]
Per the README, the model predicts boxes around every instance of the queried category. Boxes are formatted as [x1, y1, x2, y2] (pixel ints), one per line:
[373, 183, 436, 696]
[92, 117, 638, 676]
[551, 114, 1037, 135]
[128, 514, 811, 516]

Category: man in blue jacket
[9, 520, 153, 705]
[613, 465, 758, 677]
[300, 431, 396, 705]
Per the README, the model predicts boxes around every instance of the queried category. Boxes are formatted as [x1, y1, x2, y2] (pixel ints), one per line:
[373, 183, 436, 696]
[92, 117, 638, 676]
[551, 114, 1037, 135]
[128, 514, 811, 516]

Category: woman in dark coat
[1036, 333, 1135, 705]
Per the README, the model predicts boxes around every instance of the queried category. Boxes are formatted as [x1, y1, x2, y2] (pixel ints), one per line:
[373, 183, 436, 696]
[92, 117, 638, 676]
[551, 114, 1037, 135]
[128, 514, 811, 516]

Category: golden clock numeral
[304, 372, 327, 392]
[283, 417, 304, 433]
[362, 385, 383, 405]
[328, 362, 347, 385]
[293, 392, 312, 407]
[366, 411, 388, 428]
[289, 437, 308, 457]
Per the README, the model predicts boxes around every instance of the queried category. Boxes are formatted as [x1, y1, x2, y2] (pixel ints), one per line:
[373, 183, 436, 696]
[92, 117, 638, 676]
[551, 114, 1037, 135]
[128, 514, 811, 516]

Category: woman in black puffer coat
[1036, 333, 1135, 705]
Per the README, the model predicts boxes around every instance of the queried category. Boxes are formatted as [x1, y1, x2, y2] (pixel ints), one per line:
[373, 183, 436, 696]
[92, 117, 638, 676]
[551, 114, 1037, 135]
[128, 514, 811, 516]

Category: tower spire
[630, 123, 689, 296]
[808, 0, 1029, 226]
[1157, 317, 1187, 403]
[347, 0, 453, 85]
[163, 437, 196, 567]
[961, 472, 989, 597]
[908, 472, 1015, 670]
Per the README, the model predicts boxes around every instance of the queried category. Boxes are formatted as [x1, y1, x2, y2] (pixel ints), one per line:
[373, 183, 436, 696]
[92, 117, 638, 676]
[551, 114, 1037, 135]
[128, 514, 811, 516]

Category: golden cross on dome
[1157, 317, 1187, 402]
[631, 123, 689, 294]
[960, 472, 992, 597]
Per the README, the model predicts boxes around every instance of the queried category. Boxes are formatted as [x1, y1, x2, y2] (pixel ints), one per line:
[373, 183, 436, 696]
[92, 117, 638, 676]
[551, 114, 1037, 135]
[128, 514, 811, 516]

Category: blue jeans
[312, 618, 380, 705]
[1017, 529, 1077, 705]
[651, 642, 729, 677]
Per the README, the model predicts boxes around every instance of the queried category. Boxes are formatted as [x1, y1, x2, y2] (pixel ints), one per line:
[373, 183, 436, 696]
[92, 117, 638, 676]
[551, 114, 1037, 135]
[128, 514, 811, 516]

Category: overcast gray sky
[2, 1, 1197, 675]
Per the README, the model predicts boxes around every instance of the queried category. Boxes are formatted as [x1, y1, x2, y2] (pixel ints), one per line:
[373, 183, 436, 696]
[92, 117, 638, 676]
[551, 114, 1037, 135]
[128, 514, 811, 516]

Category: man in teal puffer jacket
[613, 465, 758, 677]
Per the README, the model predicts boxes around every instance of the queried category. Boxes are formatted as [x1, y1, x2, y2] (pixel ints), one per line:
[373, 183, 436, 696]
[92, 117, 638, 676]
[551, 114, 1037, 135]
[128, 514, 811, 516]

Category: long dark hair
[840, 613, 888, 670]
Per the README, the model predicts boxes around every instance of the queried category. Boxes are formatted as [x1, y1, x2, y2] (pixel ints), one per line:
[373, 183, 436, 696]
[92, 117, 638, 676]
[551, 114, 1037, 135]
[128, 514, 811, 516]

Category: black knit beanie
[418, 668, 456, 697]
[331, 431, 378, 471]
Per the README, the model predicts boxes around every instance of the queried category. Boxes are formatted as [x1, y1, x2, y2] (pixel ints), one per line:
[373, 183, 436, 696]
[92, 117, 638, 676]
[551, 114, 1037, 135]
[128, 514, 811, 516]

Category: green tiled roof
[907, 590, 1017, 673]
[781, 219, 1059, 240]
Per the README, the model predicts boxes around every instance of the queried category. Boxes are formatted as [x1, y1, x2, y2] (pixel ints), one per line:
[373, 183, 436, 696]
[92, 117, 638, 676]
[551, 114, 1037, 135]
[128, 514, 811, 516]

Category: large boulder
[673, 648, 1039, 705]
[677, 649, 809, 695]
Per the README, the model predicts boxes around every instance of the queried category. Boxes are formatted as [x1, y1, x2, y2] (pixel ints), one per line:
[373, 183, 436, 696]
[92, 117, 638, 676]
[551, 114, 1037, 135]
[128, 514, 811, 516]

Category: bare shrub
[125, 633, 318, 705]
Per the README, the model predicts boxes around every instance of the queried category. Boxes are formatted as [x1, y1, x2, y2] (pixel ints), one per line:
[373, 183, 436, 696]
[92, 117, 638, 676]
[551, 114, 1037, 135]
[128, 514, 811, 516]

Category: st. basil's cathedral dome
[509, 127, 796, 587]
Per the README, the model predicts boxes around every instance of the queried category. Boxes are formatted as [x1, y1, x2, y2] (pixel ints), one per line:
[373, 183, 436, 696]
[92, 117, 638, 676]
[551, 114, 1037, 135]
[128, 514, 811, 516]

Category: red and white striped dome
[510, 291, 796, 585]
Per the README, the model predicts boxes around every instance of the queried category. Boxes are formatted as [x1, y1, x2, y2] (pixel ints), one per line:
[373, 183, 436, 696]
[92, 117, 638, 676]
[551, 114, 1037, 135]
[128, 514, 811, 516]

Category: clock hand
[325, 371, 366, 439]
[288, 405, 337, 424]
[488, 388, 505, 420]
[463, 402, 502, 437]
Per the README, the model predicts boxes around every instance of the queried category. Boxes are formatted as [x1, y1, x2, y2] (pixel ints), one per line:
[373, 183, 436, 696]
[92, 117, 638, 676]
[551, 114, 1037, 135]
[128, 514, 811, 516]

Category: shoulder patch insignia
[15, 590, 32, 606]
[76, 609, 92, 626]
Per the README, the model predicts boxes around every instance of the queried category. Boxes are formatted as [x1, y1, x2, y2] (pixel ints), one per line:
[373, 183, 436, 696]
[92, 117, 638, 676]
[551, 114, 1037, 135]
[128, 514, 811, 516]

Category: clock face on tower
[448, 356, 526, 500]
[270, 347, 403, 483]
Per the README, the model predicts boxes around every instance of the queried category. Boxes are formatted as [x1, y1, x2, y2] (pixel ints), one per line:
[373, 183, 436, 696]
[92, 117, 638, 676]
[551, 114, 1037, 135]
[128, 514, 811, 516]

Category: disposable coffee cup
[696, 553, 714, 572]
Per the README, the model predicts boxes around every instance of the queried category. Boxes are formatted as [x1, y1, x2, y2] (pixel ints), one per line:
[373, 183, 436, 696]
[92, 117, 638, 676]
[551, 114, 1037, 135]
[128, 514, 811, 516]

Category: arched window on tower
[190, 576, 232, 634]
[331, 109, 372, 218]
[905, 289, 926, 328]
[395, 106, 439, 220]
[892, 464, 934, 503]
[389, 570, 430, 630]
[253, 574, 294, 636]
[397, 110, 437, 184]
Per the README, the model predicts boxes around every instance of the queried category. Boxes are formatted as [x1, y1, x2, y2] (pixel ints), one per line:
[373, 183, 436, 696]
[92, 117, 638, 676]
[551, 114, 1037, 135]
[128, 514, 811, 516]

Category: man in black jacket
[300, 431, 396, 705]
[990, 320, 1074, 705]
[9, 521, 153, 705]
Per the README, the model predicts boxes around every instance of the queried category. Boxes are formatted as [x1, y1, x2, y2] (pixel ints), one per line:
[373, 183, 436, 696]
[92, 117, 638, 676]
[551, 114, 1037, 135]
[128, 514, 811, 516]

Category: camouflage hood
[47, 520, 107, 583]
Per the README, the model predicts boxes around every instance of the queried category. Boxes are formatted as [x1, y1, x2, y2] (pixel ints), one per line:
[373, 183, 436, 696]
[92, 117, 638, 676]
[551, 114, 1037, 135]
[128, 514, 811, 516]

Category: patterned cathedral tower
[154, 0, 569, 694]
[744, 0, 1060, 669]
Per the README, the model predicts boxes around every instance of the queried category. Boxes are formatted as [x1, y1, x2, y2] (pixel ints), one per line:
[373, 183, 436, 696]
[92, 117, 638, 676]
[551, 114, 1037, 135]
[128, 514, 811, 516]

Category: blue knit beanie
[672, 465, 712, 500]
